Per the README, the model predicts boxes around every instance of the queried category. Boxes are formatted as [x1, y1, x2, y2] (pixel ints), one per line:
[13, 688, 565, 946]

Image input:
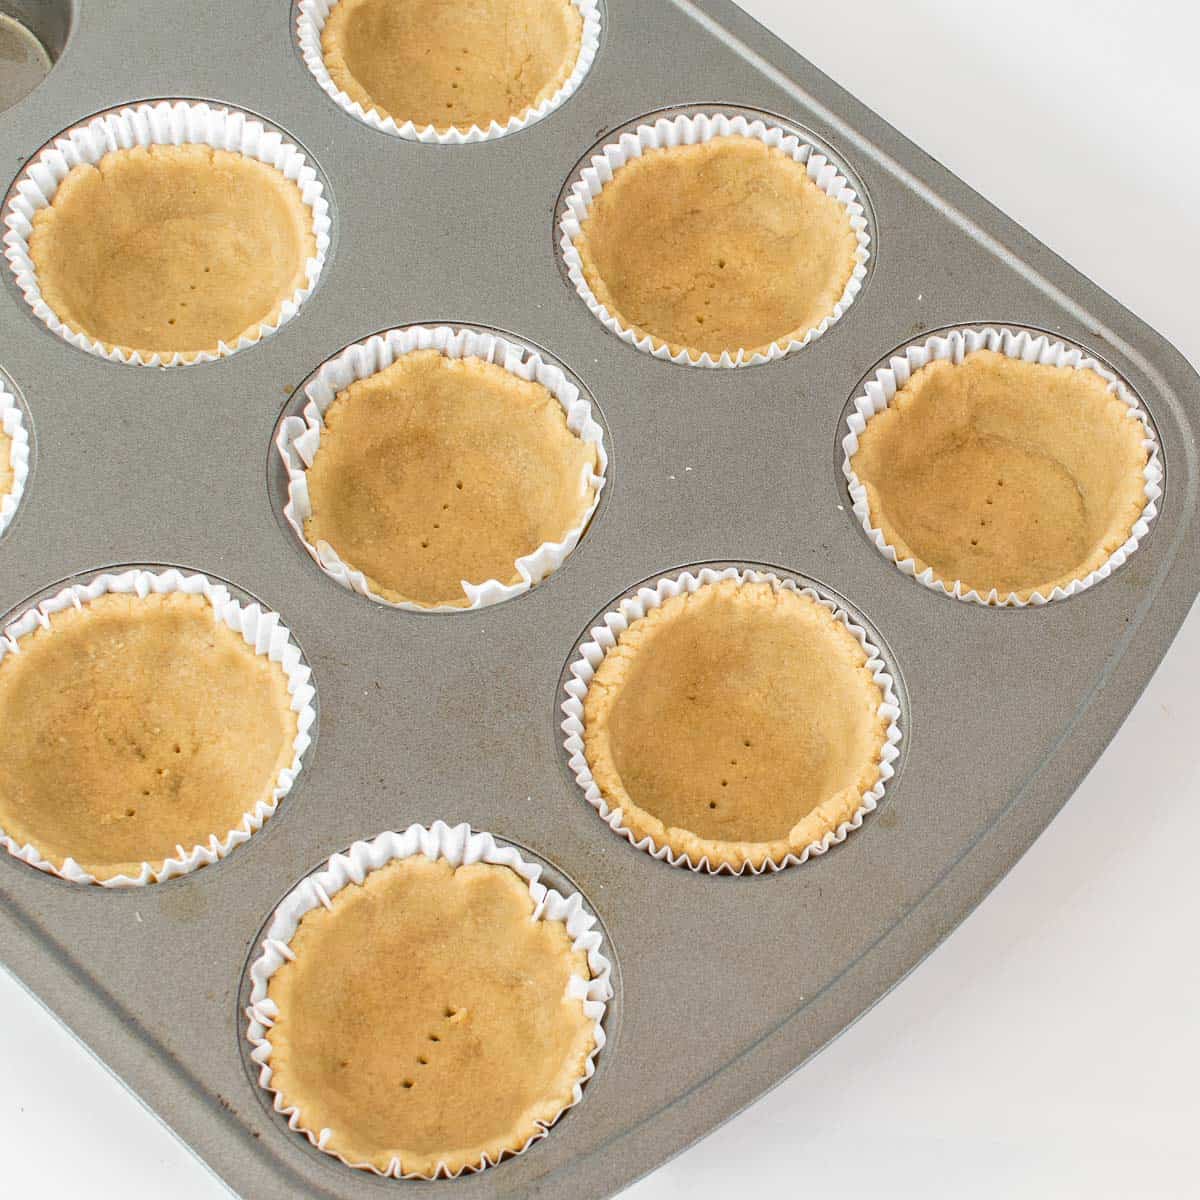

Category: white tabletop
[3, 2, 1198, 1196]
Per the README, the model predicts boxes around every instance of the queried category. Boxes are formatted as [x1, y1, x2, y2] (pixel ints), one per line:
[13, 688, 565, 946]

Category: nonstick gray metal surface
[0, 2, 1197, 1198]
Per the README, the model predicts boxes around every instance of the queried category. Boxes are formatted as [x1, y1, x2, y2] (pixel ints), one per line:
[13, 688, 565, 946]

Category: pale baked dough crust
[0, 429, 11, 503]
[322, 0, 583, 132]
[582, 580, 888, 871]
[574, 136, 858, 361]
[265, 855, 596, 1176]
[849, 350, 1150, 600]
[0, 591, 298, 881]
[303, 349, 599, 607]
[28, 144, 314, 361]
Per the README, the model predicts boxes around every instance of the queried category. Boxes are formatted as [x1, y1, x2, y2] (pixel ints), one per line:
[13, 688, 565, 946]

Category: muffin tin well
[0, 4, 1197, 1200]
[0, 2, 71, 113]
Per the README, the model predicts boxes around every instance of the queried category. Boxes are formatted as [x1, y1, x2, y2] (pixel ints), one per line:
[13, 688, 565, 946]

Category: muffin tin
[0, 3, 1198, 1198]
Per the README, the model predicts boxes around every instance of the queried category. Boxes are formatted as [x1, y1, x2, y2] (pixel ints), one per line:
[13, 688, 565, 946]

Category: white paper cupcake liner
[0, 384, 30, 539]
[0, 567, 316, 886]
[560, 566, 903, 875]
[296, 0, 602, 143]
[840, 326, 1164, 607]
[558, 111, 871, 367]
[276, 324, 608, 611]
[3, 100, 332, 366]
[245, 820, 611, 1178]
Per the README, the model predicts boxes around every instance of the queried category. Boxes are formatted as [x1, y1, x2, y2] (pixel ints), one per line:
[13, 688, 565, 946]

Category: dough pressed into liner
[849, 349, 1151, 601]
[322, 0, 583, 132]
[0, 429, 11, 503]
[303, 349, 599, 608]
[583, 579, 889, 871]
[27, 144, 315, 361]
[574, 135, 858, 361]
[0, 591, 298, 882]
[264, 855, 596, 1176]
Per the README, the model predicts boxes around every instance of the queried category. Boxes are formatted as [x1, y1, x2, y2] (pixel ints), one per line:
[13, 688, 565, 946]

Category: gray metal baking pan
[0, 1, 1197, 1197]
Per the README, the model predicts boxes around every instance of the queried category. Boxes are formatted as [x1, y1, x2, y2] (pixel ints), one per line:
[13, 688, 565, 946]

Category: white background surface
[2, 1, 1198, 1196]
